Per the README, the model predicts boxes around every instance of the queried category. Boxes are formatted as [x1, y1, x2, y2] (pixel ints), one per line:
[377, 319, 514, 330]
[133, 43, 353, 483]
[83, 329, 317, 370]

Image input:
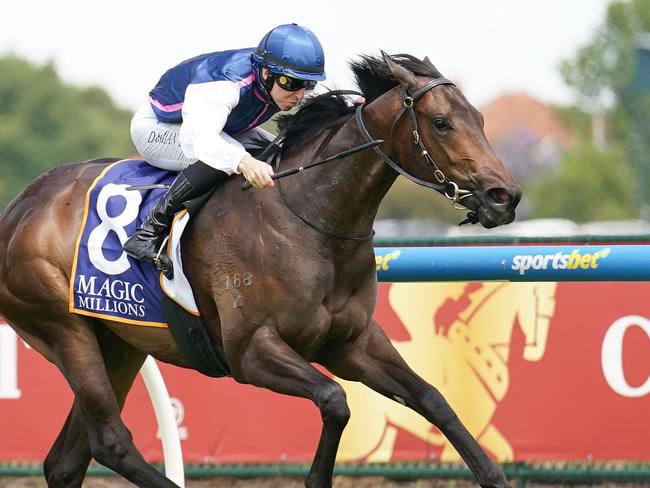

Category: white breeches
[130, 103, 274, 171]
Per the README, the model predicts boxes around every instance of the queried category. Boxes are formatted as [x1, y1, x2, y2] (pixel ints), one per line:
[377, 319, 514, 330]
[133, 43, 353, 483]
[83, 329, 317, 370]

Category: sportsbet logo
[511, 247, 611, 276]
[376, 250, 401, 271]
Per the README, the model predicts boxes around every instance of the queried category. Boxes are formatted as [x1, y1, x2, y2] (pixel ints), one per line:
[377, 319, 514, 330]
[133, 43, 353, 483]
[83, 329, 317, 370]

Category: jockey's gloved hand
[238, 155, 275, 189]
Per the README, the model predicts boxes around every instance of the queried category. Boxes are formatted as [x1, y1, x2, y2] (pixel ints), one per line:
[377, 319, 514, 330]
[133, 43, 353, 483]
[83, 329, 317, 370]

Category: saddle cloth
[69, 159, 199, 327]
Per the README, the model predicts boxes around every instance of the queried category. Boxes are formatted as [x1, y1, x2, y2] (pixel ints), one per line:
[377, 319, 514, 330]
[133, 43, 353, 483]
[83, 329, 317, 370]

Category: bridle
[273, 79, 480, 241]
[355, 78, 474, 213]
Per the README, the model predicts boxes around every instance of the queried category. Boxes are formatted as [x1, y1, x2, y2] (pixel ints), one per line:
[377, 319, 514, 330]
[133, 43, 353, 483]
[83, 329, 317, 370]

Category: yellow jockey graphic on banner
[336, 281, 557, 462]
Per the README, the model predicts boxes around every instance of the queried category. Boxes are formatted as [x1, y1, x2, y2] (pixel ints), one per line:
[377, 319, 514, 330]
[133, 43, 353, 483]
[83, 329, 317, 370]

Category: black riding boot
[123, 161, 229, 279]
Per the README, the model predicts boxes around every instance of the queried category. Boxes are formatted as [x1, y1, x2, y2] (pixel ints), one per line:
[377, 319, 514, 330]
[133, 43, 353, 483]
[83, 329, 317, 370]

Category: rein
[274, 150, 377, 242]
[263, 90, 380, 241]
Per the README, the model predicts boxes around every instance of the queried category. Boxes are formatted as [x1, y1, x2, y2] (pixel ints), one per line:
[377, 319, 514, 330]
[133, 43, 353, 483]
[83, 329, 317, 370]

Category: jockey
[124, 23, 325, 279]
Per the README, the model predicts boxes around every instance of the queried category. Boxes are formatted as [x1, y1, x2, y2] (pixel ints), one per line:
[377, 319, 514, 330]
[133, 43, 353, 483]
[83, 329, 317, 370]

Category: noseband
[355, 78, 474, 214]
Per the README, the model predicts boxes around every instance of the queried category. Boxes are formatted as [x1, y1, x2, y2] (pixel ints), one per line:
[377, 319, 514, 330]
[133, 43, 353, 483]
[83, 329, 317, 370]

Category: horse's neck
[282, 96, 400, 240]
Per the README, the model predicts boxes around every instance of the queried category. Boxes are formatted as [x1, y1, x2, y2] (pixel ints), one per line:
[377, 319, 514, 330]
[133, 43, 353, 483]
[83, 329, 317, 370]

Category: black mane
[350, 53, 442, 103]
[276, 53, 443, 151]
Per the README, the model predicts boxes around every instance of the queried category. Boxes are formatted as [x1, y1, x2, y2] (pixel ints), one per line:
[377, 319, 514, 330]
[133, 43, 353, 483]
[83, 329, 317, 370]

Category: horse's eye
[432, 117, 451, 133]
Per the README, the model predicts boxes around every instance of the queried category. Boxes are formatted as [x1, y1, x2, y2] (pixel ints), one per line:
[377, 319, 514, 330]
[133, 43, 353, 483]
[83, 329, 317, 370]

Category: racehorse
[0, 53, 520, 487]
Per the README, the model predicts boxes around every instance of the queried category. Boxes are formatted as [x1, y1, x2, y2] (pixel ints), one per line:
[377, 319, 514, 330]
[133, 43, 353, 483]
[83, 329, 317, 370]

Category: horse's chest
[293, 278, 375, 348]
[281, 291, 371, 355]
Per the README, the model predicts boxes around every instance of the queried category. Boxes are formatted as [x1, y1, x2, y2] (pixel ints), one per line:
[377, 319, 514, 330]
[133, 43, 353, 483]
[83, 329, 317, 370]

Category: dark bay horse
[0, 53, 520, 487]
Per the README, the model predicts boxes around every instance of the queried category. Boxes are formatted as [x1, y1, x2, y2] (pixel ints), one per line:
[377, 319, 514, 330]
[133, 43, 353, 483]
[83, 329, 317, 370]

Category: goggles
[275, 74, 317, 92]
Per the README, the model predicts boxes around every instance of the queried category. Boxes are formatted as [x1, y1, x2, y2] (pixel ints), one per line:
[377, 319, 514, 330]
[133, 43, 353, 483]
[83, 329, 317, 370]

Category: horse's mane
[273, 53, 443, 151]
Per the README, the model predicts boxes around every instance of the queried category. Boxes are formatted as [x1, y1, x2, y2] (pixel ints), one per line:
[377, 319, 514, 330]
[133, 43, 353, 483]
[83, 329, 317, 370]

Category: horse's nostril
[487, 188, 512, 206]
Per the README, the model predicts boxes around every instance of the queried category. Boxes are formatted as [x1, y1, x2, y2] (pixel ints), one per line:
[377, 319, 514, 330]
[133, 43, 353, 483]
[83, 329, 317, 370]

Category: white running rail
[140, 356, 185, 487]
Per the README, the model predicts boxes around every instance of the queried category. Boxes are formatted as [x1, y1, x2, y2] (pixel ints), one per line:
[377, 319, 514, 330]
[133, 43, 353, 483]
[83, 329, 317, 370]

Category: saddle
[69, 158, 229, 377]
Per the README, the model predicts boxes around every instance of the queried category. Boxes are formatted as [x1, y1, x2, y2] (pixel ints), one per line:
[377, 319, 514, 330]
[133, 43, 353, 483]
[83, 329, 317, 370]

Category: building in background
[480, 93, 575, 183]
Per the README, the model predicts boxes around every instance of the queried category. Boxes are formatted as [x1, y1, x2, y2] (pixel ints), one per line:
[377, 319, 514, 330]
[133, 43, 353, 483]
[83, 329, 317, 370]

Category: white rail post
[140, 356, 185, 487]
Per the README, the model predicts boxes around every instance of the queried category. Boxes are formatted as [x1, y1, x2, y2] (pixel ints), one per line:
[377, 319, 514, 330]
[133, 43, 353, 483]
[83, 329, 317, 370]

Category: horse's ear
[422, 55, 443, 78]
[380, 51, 418, 89]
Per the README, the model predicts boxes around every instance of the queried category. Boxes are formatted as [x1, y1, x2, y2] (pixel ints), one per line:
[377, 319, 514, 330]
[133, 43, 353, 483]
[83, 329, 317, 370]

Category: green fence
[373, 233, 650, 247]
[2, 462, 650, 487]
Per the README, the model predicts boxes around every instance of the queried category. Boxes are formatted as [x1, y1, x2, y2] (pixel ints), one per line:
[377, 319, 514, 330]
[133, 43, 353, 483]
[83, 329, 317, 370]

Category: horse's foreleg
[233, 327, 350, 488]
[319, 321, 509, 488]
[44, 326, 147, 488]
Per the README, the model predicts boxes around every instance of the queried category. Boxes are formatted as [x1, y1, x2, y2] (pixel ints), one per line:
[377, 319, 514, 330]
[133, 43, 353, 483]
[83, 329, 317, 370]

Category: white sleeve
[179, 80, 248, 174]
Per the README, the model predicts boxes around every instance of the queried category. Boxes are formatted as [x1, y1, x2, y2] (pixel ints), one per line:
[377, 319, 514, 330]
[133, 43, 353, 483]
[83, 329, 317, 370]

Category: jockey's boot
[123, 161, 229, 279]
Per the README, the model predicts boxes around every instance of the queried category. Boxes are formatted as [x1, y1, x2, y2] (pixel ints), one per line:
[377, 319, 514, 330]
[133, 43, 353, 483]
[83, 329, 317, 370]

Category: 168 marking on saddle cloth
[69, 159, 198, 326]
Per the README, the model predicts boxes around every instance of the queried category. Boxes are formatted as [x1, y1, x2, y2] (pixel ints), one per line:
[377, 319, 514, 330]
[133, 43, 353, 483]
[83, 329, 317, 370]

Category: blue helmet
[254, 23, 326, 82]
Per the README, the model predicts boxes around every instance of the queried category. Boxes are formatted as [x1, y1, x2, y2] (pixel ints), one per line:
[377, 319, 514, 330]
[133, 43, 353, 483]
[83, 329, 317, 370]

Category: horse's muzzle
[472, 185, 522, 228]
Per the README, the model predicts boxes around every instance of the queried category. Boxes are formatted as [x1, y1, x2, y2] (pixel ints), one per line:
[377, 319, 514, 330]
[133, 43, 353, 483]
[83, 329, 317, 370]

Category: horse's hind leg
[319, 321, 509, 488]
[44, 400, 90, 488]
[44, 326, 148, 488]
[37, 314, 178, 488]
[232, 327, 350, 488]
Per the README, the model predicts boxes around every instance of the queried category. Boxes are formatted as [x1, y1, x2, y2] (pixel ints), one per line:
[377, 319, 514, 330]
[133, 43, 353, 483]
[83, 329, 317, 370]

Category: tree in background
[0, 56, 134, 210]
[525, 0, 650, 222]
[381, 1, 650, 224]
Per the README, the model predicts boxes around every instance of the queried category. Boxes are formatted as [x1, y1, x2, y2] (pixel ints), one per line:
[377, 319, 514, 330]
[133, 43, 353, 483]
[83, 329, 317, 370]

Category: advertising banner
[1, 281, 648, 463]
